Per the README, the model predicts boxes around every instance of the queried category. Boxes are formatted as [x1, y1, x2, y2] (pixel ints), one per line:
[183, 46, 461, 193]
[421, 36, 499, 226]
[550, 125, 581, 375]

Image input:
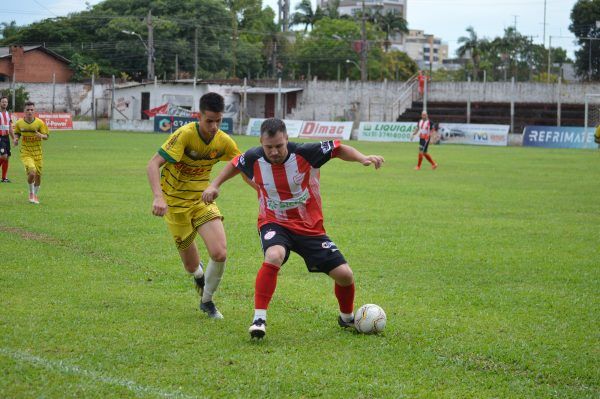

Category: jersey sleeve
[158, 129, 187, 163]
[14, 120, 21, 134]
[39, 119, 49, 135]
[296, 140, 341, 168]
[219, 134, 242, 161]
[232, 147, 260, 180]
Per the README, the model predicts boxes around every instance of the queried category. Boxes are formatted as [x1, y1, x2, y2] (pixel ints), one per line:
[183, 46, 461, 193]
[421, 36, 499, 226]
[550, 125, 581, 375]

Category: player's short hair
[260, 118, 287, 137]
[25, 101, 35, 108]
[0, 96, 8, 101]
[199, 92, 224, 113]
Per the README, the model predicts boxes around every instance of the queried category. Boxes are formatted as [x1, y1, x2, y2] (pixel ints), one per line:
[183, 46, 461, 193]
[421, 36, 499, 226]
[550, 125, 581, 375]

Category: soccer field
[1, 131, 598, 398]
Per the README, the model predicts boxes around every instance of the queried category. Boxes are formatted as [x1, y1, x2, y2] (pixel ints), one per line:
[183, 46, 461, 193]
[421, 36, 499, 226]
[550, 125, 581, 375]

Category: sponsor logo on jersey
[266, 189, 310, 211]
[292, 172, 305, 185]
[320, 141, 332, 154]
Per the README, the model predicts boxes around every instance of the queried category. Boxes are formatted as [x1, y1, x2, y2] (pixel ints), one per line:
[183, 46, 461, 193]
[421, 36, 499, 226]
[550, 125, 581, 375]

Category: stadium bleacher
[397, 101, 585, 133]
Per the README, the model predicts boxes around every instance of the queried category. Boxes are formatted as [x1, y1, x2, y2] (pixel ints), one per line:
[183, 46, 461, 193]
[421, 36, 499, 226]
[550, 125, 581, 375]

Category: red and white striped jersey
[233, 140, 341, 236]
[418, 119, 432, 139]
[0, 110, 11, 136]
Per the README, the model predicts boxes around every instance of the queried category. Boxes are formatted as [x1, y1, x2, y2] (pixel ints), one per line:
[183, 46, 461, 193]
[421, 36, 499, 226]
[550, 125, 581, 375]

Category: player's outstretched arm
[202, 162, 241, 204]
[336, 144, 384, 169]
[147, 153, 168, 216]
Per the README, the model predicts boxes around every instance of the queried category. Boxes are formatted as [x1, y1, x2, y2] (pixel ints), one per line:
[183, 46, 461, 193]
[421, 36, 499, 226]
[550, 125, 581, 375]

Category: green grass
[1, 131, 598, 398]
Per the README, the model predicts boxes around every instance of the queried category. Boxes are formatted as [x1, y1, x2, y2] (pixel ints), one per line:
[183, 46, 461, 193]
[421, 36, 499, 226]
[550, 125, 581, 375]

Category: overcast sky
[2, 0, 580, 57]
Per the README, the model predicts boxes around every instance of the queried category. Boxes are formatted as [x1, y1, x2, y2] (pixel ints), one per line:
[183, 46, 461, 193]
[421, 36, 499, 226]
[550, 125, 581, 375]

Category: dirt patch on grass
[0, 224, 61, 244]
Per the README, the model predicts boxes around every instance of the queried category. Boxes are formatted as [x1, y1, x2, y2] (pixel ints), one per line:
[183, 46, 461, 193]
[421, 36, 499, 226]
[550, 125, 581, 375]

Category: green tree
[457, 26, 486, 80]
[569, 0, 600, 80]
[292, 17, 414, 81]
[373, 10, 408, 52]
[0, 86, 29, 112]
[0, 21, 21, 40]
[1, 0, 235, 81]
[290, 0, 324, 32]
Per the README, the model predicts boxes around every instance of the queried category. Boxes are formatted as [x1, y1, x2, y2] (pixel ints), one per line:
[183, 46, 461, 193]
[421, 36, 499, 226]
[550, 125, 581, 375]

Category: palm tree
[290, 0, 324, 32]
[375, 10, 408, 52]
[457, 26, 483, 80]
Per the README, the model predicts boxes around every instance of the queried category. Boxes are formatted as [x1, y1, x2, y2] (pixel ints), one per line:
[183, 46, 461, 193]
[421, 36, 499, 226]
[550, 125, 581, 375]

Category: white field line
[0, 348, 198, 399]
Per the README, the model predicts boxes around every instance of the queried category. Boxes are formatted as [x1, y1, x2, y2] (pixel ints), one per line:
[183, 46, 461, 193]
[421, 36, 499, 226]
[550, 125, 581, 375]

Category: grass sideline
[1, 130, 598, 398]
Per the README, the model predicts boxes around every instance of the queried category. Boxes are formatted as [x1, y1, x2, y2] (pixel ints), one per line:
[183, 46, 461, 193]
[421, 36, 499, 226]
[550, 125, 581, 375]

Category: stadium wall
[0, 82, 111, 116]
[2, 80, 598, 123]
[427, 82, 600, 104]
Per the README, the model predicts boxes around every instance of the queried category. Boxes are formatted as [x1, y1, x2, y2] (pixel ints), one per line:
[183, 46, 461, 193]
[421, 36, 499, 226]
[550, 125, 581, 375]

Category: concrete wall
[0, 82, 111, 116]
[287, 78, 413, 123]
[112, 82, 244, 121]
[110, 119, 154, 132]
[428, 82, 600, 104]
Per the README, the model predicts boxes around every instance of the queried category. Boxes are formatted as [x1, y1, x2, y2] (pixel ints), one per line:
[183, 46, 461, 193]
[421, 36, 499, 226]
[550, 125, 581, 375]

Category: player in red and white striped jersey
[0, 96, 16, 182]
[202, 118, 384, 339]
[411, 110, 438, 170]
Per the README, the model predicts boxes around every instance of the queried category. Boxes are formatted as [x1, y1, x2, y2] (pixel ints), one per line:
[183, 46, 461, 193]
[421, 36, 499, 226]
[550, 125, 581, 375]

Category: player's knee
[209, 248, 227, 263]
[182, 259, 198, 273]
[264, 248, 285, 266]
[332, 265, 354, 286]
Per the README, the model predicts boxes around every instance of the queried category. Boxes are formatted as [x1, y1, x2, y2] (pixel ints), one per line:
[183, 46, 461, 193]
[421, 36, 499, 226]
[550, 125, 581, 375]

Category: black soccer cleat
[338, 315, 355, 329]
[193, 275, 205, 297]
[200, 300, 223, 319]
[1, 178, 10, 183]
[249, 318, 266, 339]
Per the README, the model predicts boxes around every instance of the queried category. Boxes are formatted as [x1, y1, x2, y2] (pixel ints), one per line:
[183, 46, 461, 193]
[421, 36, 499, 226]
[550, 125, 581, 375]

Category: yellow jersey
[14, 117, 49, 159]
[158, 122, 241, 212]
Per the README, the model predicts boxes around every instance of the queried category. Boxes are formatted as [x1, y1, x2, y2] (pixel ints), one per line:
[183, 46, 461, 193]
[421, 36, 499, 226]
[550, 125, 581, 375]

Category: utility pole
[542, 0, 547, 47]
[175, 54, 178, 80]
[146, 9, 155, 80]
[547, 35, 552, 83]
[360, 0, 367, 82]
[194, 27, 198, 82]
[278, 0, 290, 32]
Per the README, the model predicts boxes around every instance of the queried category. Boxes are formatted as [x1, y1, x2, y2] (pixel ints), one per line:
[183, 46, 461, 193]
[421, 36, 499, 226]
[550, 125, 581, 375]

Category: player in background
[0, 95, 15, 182]
[147, 92, 241, 319]
[13, 102, 49, 204]
[202, 118, 385, 339]
[411, 110, 438, 170]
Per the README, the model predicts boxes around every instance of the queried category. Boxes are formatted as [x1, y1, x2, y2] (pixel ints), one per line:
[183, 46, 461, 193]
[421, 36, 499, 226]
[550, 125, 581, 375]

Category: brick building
[0, 45, 73, 83]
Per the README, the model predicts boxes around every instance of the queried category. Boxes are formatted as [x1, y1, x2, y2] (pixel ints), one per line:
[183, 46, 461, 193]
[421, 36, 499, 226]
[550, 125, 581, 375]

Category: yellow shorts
[21, 154, 42, 175]
[165, 202, 223, 250]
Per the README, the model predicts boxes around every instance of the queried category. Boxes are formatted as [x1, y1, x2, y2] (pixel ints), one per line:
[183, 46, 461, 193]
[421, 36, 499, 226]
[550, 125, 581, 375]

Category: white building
[402, 29, 448, 71]
[319, 0, 406, 19]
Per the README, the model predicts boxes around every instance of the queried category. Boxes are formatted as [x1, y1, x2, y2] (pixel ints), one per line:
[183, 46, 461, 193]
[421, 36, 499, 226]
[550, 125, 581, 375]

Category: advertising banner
[154, 115, 234, 134]
[246, 118, 303, 137]
[298, 121, 353, 140]
[154, 115, 196, 133]
[438, 123, 509, 146]
[13, 112, 73, 130]
[522, 126, 597, 149]
[358, 122, 418, 142]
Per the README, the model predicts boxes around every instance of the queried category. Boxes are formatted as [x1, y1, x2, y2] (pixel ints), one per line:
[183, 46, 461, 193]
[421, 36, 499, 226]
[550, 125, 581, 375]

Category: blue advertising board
[154, 115, 234, 134]
[522, 126, 597, 149]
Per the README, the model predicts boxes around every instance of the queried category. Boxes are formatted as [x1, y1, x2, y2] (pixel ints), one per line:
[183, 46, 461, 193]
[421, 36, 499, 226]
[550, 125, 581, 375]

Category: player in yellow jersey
[147, 92, 241, 319]
[14, 102, 49, 204]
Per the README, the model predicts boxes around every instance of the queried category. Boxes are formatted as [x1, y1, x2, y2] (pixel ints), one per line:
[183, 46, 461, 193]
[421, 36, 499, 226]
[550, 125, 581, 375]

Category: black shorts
[0, 136, 10, 157]
[259, 223, 347, 274]
[419, 137, 430, 153]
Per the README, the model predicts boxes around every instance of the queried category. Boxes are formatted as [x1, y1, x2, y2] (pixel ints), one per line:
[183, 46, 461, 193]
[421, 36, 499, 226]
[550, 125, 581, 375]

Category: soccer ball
[354, 304, 387, 334]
